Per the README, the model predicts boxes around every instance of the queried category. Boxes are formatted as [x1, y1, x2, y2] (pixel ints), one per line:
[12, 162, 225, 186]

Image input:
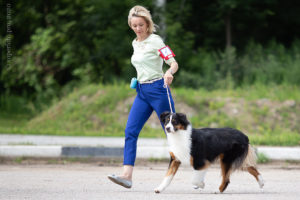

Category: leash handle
[164, 84, 174, 113]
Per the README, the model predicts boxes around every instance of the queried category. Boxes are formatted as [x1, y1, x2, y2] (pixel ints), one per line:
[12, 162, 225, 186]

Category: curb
[61, 147, 123, 157]
[1, 145, 300, 160]
[257, 147, 300, 160]
[0, 145, 62, 157]
[0, 146, 123, 158]
[1, 134, 300, 160]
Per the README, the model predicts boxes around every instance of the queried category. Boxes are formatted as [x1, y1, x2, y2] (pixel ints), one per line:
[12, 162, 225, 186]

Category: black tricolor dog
[154, 111, 264, 193]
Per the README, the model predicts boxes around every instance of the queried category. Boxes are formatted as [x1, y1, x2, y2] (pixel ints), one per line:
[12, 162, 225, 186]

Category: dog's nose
[166, 127, 171, 132]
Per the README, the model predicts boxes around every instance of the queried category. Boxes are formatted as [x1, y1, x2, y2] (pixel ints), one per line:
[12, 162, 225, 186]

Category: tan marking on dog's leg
[247, 166, 260, 181]
[166, 159, 181, 176]
[190, 155, 211, 169]
[196, 160, 211, 170]
[155, 159, 181, 193]
[219, 154, 232, 193]
[247, 166, 264, 188]
[190, 156, 194, 166]
[169, 152, 176, 160]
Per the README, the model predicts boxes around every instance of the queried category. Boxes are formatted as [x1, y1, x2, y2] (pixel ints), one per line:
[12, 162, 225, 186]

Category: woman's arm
[164, 61, 178, 86]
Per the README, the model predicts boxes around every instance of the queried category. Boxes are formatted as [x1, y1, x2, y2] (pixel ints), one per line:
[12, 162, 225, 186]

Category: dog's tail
[232, 144, 257, 171]
[241, 145, 257, 170]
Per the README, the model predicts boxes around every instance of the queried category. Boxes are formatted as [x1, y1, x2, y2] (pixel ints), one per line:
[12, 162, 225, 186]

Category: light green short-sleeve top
[131, 34, 176, 82]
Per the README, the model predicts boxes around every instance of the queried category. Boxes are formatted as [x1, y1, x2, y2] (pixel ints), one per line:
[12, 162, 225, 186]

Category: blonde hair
[128, 5, 156, 34]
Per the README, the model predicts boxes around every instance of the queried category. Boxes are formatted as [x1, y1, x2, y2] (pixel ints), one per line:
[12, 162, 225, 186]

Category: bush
[174, 39, 300, 89]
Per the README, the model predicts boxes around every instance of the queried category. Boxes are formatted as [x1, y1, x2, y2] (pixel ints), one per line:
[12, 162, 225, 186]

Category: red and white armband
[158, 46, 175, 60]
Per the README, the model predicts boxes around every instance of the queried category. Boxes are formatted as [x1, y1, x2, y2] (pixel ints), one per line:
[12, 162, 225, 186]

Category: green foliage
[241, 39, 300, 86]
[257, 153, 270, 164]
[1, 0, 152, 101]
[1, 84, 299, 146]
[20, 83, 136, 136]
[2, 27, 61, 102]
[0, 94, 33, 114]
[1, 0, 300, 100]
[1, 0, 300, 146]
[173, 40, 300, 89]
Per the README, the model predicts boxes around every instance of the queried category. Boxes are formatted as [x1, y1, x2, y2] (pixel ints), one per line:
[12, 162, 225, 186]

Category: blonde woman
[108, 5, 179, 189]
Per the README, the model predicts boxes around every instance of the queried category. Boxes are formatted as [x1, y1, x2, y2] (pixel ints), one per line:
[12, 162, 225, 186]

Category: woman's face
[130, 16, 148, 39]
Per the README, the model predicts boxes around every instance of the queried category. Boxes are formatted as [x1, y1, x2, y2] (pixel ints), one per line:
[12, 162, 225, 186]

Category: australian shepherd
[155, 111, 264, 193]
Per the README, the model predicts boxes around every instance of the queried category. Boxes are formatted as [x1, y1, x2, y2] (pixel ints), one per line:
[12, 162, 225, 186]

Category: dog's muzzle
[166, 127, 171, 133]
[165, 125, 175, 133]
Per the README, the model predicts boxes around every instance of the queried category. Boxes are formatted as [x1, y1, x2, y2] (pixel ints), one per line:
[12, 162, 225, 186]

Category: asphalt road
[1, 163, 300, 200]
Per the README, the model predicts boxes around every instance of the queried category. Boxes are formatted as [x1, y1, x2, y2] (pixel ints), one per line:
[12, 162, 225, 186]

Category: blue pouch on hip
[130, 78, 137, 89]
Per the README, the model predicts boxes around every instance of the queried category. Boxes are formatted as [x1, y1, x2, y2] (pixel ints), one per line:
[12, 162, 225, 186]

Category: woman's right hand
[164, 71, 174, 86]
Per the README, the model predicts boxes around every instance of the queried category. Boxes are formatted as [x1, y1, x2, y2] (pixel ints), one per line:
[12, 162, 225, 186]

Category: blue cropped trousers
[123, 79, 175, 166]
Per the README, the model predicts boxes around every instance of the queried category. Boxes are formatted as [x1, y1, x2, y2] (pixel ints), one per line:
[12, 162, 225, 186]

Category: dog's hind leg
[247, 166, 264, 188]
[155, 152, 181, 193]
[219, 154, 232, 193]
[242, 145, 264, 188]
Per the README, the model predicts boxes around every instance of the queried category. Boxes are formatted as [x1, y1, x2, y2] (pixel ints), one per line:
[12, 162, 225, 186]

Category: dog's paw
[192, 182, 205, 189]
[154, 188, 161, 193]
[258, 175, 264, 188]
[198, 182, 205, 189]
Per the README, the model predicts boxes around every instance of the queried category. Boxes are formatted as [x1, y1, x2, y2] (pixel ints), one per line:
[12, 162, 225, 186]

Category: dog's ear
[177, 113, 190, 126]
[160, 111, 170, 124]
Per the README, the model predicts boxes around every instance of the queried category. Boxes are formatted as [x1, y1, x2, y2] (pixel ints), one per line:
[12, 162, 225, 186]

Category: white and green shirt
[131, 34, 176, 82]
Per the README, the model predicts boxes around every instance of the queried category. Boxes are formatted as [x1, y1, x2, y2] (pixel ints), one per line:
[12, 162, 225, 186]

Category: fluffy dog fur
[154, 112, 264, 193]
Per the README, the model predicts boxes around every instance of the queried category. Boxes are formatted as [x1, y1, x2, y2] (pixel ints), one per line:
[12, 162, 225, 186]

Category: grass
[174, 83, 300, 102]
[0, 113, 30, 133]
[0, 83, 299, 146]
[256, 153, 271, 164]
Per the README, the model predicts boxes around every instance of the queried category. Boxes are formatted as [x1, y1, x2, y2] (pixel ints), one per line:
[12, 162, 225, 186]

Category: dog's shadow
[121, 189, 274, 196]
[150, 190, 274, 196]
[160, 189, 273, 195]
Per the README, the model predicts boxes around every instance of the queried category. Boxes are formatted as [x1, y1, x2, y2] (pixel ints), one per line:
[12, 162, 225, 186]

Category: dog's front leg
[192, 169, 207, 189]
[155, 152, 181, 193]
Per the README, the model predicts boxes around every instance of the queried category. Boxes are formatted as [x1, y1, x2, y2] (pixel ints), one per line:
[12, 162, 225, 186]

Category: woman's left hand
[164, 71, 173, 86]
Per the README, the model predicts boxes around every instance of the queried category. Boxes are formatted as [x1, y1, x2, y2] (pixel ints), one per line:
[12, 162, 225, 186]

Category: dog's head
[160, 112, 190, 133]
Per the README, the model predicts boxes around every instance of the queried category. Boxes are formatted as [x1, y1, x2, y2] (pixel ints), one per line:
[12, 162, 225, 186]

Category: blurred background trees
[1, 0, 300, 103]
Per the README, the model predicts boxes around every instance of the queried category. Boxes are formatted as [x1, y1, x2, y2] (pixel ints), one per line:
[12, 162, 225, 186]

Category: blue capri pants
[123, 78, 175, 166]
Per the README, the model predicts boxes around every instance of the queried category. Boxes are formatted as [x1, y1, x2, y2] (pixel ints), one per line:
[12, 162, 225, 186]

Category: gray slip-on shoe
[107, 174, 132, 189]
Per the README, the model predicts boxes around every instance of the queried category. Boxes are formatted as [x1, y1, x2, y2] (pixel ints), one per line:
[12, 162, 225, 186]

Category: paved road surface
[1, 163, 300, 200]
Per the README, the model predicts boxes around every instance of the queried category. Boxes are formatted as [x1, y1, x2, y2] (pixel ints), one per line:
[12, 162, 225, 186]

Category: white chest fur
[167, 125, 192, 165]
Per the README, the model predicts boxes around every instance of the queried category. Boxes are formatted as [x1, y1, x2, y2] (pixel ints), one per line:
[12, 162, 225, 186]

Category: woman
[108, 5, 179, 189]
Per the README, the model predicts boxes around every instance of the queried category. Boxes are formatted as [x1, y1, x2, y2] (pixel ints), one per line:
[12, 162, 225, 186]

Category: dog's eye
[172, 119, 178, 125]
[165, 118, 170, 124]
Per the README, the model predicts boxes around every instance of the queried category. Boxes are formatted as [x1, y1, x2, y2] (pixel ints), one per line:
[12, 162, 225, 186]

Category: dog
[154, 111, 264, 193]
